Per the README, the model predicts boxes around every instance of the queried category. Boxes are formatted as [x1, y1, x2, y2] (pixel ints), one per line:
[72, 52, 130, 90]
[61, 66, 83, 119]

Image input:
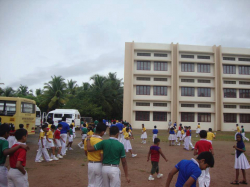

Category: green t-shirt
[94, 120, 99, 125]
[242, 128, 245, 133]
[93, 128, 96, 133]
[0, 138, 9, 165]
[82, 127, 88, 134]
[94, 138, 126, 165]
[69, 128, 73, 135]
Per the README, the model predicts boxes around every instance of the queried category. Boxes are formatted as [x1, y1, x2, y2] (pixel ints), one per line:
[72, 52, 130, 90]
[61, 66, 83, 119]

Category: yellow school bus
[0, 97, 36, 134]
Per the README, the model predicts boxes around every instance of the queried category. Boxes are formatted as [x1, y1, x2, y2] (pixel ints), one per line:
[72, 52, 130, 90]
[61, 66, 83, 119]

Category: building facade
[123, 42, 250, 131]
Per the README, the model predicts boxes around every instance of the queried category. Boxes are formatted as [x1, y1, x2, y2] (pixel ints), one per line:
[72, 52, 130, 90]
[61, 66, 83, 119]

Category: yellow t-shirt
[122, 127, 126, 134]
[181, 130, 184, 135]
[142, 127, 146, 132]
[84, 136, 103, 161]
[237, 126, 240, 133]
[48, 124, 52, 128]
[47, 130, 53, 139]
[124, 131, 129, 139]
[71, 122, 75, 127]
[207, 132, 215, 141]
[87, 130, 94, 136]
[197, 125, 200, 129]
[174, 129, 177, 134]
[86, 123, 88, 128]
[39, 131, 45, 139]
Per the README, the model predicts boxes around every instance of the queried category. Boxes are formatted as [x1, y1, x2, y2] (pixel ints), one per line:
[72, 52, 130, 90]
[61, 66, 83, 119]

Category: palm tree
[17, 85, 29, 96]
[1, 87, 15, 97]
[67, 79, 78, 95]
[41, 75, 67, 110]
[35, 88, 43, 96]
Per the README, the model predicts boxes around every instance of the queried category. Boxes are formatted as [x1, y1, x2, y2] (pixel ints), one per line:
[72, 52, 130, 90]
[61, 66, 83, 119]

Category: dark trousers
[151, 161, 159, 174]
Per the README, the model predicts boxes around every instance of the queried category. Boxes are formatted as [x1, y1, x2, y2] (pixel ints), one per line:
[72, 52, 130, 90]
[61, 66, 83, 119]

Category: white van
[46, 109, 81, 128]
[35, 105, 41, 127]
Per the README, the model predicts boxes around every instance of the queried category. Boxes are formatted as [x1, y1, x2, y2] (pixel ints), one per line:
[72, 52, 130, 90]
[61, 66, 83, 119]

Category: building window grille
[153, 112, 167, 121]
[240, 105, 250, 109]
[154, 62, 168, 71]
[224, 81, 236, 84]
[154, 78, 168, 81]
[223, 57, 235, 61]
[181, 112, 195, 122]
[224, 89, 236, 98]
[154, 53, 168, 57]
[137, 53, 151, 56]
[240, 114, 250, 123]
[198, 113, 211, 122]
[239, 58, 250, 62]
[137, 77, 150, 81]
[239, 89, 250, 98]
[198, 88, 211, 97]
[153, 103, 167, 107]
[198, 104, 211, 108]
[136, 102, 150, 106]
[137, 61, 151, 70]
[224, 113, 237, 123]
[224, 105, 237, 108]
[197, 64, 210, 73]
[197, 56, 210, 59]
[135, 111, 150, 121]
[239, 66, 250, 75]
[181, 63, 194, 72]
[181, 79, 194, 83]
[136, 86, 150, 95]
[239, 81, 250, 85]
[181, 104, 194, 107]
[198, 79, 211, 83]
[181, 87, 195, 96]
[153, 86, 167, 96]
[181, 55, 194, 59]
[223, 65, 236, 74]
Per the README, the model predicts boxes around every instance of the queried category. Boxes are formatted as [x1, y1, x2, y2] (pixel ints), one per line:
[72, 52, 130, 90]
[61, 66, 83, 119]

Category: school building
[123, 42, 250, 131]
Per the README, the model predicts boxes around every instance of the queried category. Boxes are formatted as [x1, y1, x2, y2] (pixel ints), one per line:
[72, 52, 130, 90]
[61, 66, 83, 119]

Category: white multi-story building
[123, 42, 250, 131]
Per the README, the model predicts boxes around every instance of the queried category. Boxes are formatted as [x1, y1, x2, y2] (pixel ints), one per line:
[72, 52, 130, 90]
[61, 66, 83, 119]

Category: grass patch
[81, 163, 85, 166]
[138, 169, 146, 172]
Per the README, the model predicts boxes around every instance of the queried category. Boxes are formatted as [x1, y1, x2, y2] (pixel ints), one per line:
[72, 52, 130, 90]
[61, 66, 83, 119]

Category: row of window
[224, 81, 250, 85]
[181, 63, 211, 73]
[223, 65, 250, 75]
[137, 53, 168, 57]
[224, 89, 250, 98]
[223, 57, 250, 62]
[137, 61, 168, 71]
[135, 111, 167, 121]
[181, 87, 211, 97]
[224, 105, 250, 109]
[181, 79, 211, 83]
[136, 102, 168, 107]
[181, 104, 211, 108]
[137, 77, 168, 81]
[136, 86, 168, 95]
[224, 113, 250, 123]
[181, 55, 211, 59]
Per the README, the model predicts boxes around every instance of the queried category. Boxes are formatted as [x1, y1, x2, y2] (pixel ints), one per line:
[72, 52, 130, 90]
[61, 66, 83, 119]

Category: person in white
[168, 120, 172, 132]
[241, 126, 249, 141]
[60, 116, 70, 156]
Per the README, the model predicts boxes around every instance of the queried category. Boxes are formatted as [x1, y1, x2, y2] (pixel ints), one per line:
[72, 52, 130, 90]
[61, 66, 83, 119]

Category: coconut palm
[67, 79, 78, 96]
[1, 87, 15, 97]
[17, 85, 29, 96]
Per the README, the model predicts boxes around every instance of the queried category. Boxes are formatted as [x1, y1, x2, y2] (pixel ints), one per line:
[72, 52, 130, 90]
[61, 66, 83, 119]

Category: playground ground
[4, 129, 250, 187]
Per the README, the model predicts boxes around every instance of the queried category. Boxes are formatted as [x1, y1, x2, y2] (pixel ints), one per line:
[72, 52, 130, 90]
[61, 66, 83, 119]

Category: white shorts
[68, 135, 73, 142]
[82, 134, 87, 140]
[55, 139, 62, 147]
[46, 139, 55, 148]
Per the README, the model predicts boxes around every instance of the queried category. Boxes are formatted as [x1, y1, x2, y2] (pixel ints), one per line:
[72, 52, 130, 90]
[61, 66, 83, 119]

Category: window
[239, 81, 250, 85]
[239, 58, 250, 62]
[154, 53, 168, 57]
[223, 65, 236, 74]
[153, 103, 167, 107]
[239, 66, 250, 75]
[181, 55, 194, 59]
[137, 77, 150, 81]
[240, 114, 250, 123]
[197, 55, 210, 59]
[181, 112, 194, 122]
[181, 63, 194, 72]
[197, 64, 210, 73]
[198, 79, 211, 83]
[153, 86, 167, 96]
[137, 53, 151, 56]
[136, 102, 150, 106]
[154, 62, 168, 71]
[137, 61, 151, 70]
[181, 104, 194, 107]
[136, 111, 150, 121]
[153, 112, 167, 121]
[54, 113, 63, 118]
[224, 113, 237, 123]
[36, 111, 41, 117]
[21, 103, 35, 113]
[223, 57, 235, 61]
[239, 89, 250, 98]
[198, 104, 211, 108]
[181, 79, 194, 83]
[198, 113, 211, 122]
[224, 105, 237, 108]
[198, 88, 211, 97]
[181, 87, 195, 96]
[224, 89, 236, 98]
[224, 81, 236, 84]
[0, 101, 16, 116]
[154, 78, 168, 81]
[136, 86, 150, 95]
[64, 114, 72, 118]
[240, 105, 250, 109]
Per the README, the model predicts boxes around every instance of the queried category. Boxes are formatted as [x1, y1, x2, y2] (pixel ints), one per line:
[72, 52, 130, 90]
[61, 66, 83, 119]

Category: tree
[35, 88, 43, 96]
[67, 79, 78, 96]
[17, 85, 29, 96]
[1, 87, 15, 97]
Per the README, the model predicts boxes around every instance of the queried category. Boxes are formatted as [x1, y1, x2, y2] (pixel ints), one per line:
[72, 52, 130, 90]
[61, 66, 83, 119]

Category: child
[141, 124, 147, 144]
[47, 125, 58, 160]
[184, 126, 190, 150]
[8, 128, 29, 187]
[168, 127, 175, 146]
[7, 124, 17, 148]
[0, 124, 29, 187]
[147, 138, 168, 181]
[196, 123, 201, 137]
[86, 126, 130, 186]
[19, 124, 24, 129]
[189, 126, 195, 150]
[176, 124, 182, 144]
[35, 125, 52, 162]
[241, 125, 249, 141]
[87, 127, 94, 136]
[235, 124, 240, 140]
[152, 126, 158, 142]
[231, 134, 250, 185]
[174, 127, 178, 143]
[177, 127, 184, 146]
[166, 152, 214, 187]
[123, 127, 137, 157]
[71, 120, 76, 138]
[194, 130, 214, 187]
[78, 123, 88, 149]
[54, 124, 63, 158]
[207, 128, 216, 144]
[66, 125, 74, 150]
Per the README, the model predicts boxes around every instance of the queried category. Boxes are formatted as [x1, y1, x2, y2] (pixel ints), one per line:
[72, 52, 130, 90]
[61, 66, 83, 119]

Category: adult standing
[59, 116, 69, 156]
[168, 120, 172, 132]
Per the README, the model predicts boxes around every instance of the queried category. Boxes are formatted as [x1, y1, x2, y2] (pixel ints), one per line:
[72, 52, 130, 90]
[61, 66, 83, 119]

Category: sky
[0, 0, 250, 93]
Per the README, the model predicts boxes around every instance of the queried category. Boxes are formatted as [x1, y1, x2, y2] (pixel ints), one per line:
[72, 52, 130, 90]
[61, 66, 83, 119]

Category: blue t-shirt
[116, 123, 124, 131]
[175, 159, 201, 187]
[59, 121, 70, 134]
[153, 129, 158, 134]
[174, 123, 177, 127]
[169, 130, 175, 134]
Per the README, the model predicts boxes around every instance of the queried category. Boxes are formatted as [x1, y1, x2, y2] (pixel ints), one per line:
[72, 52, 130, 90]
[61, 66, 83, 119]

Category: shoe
[69, 147, 73, 150]
[46, 159, 53, 162]
[40, 157, 44, 161]
[148, 176, 154, 181]
[132, 154, 137, 157]
[78, 144, 82, 148]
[53, 157, 59, 161]
[35, 160, 42, 163]
[80, 147, 84, 149]
[177, 144, 180, 146]
[157, 173, 163, 178]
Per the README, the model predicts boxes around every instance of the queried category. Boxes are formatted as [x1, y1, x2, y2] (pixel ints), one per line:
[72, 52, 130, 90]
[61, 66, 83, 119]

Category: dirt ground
[4, 129, 250, 187]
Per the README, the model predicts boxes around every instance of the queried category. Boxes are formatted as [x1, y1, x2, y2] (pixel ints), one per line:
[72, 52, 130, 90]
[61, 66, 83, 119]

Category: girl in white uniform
[141, 124, 147, 144]
[196, 123, 201, 137]
[7, 124, 17, 148]
[168, 127, 176, 146]
[123, 127, 137, 157]
[231, 134, 250, 185]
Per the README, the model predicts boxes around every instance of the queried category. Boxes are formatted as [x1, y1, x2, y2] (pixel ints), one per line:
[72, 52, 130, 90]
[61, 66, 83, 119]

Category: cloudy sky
[0, 0, 249, 93]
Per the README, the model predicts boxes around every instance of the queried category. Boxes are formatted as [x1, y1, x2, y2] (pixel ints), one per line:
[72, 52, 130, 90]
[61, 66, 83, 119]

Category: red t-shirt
[54, 129, 61, 139]
[194, 140, 213, 155]
[9, 130, 16, 136]
[178, 126, 181, 131]
[186, 130, 190, 136]
[9, 144, 27, 168]
[150, 145, 160, 162]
